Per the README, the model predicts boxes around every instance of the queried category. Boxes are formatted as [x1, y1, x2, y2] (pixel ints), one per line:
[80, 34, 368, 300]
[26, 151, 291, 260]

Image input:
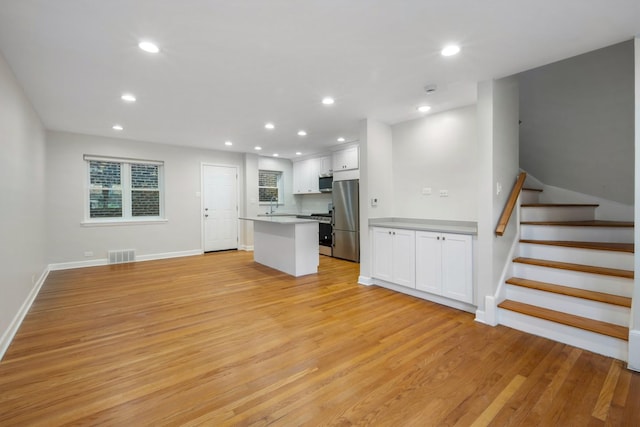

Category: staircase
[497, 187, 634, 361]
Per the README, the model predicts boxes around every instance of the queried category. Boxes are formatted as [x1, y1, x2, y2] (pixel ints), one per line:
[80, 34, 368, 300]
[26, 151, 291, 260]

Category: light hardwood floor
[0, 251, 638, 426]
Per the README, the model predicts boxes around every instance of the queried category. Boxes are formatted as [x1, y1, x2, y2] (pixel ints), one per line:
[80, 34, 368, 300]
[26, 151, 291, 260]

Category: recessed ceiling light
[264, 122, 275, 130]
[296, 152, 302, 156]
[121, 93, 136, 102]
[138, 41, 160, 54]
[112, 124, 123, 131]
[224, 141, 233, 146]
[297, 130, 307, 136]
[322, 97, 335, 105]
[417, 105, 431, 113]
[273, 153, 279, 157]
[254, 146, 262, 151]
[337, 137, 345, 142]
[441, 45, 460, 57]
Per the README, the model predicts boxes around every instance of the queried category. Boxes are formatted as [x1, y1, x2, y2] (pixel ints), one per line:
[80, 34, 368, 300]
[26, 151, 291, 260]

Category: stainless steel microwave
[319, 175, 333, 192]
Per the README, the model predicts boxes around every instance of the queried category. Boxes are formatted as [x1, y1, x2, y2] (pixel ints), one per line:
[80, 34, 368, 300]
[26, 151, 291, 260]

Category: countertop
[240, 216, 318, 224]
[369, 218, 477, 235]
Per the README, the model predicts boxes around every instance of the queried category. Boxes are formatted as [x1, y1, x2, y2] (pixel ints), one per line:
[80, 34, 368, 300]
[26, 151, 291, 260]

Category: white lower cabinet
[372, 227, 415, 288]
[415, 231, 473, 304]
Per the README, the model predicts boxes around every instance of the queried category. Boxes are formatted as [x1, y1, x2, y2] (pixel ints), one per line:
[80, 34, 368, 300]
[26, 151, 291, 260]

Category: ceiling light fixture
[417, 105, 431, 113]
[296, 152, 302, 156]
[225, 141, 233, 146]
[297, 130, 307, 136]
[337, 137, 345, 142]
[322, 97, 335, 105]
[264, 122, 275, 130]
[254, 146, 262, 151]
[138, 41, 160, 54]
[112, 124, 123, 131]
[121, 93, 136, 102]
[441, 45, 461, 57]
[273, 153, 279, 157]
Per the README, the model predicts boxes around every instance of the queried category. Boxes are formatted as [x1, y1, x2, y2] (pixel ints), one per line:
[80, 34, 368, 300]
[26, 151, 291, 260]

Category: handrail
[495, 172, 527, 236]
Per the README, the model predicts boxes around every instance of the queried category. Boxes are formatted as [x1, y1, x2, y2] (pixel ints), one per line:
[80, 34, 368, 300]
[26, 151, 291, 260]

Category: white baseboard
[0, 267, 50, 361]
[136, 249, 203, 262]
[474, 310, 487, 324]
[49, 249, 203, 271]
[628, 329, 640, 371]
[358, 276, 374, 286]
[372, 278, 476, 314]
[239, 245, 254, 251]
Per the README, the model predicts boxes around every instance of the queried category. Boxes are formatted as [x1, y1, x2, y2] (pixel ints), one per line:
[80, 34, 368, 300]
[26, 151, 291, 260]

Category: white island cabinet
[240, 216, 319, 277]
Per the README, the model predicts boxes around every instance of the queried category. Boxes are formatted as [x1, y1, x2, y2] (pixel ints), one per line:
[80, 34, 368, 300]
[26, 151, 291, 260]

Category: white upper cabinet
[332, 145, 359, 171]
[293, 157, 321, 194]
[319, 156, 333, 176]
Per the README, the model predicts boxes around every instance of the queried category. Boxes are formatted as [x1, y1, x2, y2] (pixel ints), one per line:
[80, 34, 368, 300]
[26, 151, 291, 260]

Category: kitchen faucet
[269, 196, 277, 214]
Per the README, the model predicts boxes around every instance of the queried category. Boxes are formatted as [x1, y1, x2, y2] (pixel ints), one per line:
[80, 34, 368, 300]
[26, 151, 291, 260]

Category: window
[86, 155, 164, 222]
[258, 170, 282, 203]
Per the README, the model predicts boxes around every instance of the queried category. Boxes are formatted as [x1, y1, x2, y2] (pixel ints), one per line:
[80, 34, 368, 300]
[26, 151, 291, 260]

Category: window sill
[81, 218, 168, 227]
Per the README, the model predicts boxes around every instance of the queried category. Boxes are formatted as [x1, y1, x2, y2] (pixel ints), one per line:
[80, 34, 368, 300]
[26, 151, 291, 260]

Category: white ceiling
[0, 1, 639, 159]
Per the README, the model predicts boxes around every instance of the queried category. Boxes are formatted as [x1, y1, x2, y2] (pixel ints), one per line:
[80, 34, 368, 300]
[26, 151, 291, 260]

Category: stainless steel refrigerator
[332, 179, 359, 262]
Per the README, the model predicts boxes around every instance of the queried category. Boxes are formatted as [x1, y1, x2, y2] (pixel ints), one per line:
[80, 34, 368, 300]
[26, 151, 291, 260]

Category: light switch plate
[439, 189, 448, 197]
[422, 187, 432, 195]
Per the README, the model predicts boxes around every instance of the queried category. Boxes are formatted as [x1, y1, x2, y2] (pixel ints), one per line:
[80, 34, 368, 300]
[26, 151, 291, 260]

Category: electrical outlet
[422, 187, 432, 195]
[496, 182, 502, 195]
[84, 251, 93, 257]
[439, 189, 448, 197]
[371, 197, 378, 207]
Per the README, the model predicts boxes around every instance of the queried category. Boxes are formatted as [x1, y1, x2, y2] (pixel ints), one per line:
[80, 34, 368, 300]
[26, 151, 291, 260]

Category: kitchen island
[240, 216, 319, 277]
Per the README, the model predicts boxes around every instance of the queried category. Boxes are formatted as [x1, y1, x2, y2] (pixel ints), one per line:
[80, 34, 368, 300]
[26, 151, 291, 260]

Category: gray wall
[46, 131, 245, 264]
[0, 51, 47, 349]
[519, 40, 634, 204]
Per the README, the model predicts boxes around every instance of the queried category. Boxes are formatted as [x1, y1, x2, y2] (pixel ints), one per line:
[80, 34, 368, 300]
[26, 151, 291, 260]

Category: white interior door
[203, 165, 238, 252]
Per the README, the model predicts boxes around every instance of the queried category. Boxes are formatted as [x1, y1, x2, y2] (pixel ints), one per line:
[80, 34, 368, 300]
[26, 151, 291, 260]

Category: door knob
[204, 214, 209, 218]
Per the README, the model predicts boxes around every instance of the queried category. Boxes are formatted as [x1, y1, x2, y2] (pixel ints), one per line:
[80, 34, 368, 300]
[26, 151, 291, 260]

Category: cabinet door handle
[437, 236, 440, 240]
[442, 236, 445, 240]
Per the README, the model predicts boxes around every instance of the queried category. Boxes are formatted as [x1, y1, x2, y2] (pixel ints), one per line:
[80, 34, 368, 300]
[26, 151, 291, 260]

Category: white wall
[241, 153, 259, 249]
[46, 131, 245, 264]
[490, 77, 520, 287]
[630, 36, 640, 371]
[359, 119, 393, 280]
[391, 105, 478, 220]
[476, 76, 520, 319]
[0, 51, 47, 356]
[257, 156, 297, 213]
[519, 40, 634, 205]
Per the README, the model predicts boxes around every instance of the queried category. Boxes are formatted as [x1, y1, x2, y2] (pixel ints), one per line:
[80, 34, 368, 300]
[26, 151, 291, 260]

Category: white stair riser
[513, 264, 633, 297]
[521, 225, 634, 243]
[498, 308, 628, 361]
[521, 191, 540, 204]
[505, 284, 629, 326]
[521, 206, 595, 222]
[519, 243, 634, 270]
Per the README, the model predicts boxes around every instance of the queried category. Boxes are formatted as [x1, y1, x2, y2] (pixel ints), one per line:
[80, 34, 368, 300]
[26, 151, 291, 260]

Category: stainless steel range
[311, 213, 333, 256]
[297, 213, 332, 256]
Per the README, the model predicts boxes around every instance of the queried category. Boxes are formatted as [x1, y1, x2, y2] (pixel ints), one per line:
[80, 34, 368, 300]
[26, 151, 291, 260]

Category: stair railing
[495, 172, 527, 236]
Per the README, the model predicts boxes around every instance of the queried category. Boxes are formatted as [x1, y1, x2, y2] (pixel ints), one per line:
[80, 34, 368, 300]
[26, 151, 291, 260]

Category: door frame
[200, 163, 240, 252]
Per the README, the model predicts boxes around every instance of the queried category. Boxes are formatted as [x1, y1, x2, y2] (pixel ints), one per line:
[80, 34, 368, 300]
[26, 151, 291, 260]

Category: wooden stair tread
[521, 203, 599, 207]
[519, 239, 634, 253]
[498, 300, 629, 340]
[522, 187, 543, 192]
[505, 277, 632, 307]
[513, 257, 634, 279]
[520, 220, 634, 227]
